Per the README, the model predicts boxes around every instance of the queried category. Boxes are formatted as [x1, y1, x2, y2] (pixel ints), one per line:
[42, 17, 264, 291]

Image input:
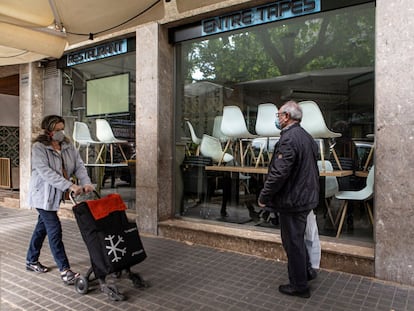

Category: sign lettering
[202, 0, 320, 36]
[67, 39, 127, 66]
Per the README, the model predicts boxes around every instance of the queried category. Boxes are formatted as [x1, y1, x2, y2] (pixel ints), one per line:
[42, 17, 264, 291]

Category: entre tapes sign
[202, 0, 321, 36]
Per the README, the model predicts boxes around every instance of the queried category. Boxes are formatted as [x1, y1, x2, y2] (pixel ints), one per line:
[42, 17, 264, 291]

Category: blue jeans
[26, 209, 70, 272]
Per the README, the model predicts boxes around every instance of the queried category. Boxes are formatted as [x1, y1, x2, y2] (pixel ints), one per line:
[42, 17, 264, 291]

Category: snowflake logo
[105, 234, 127, 262]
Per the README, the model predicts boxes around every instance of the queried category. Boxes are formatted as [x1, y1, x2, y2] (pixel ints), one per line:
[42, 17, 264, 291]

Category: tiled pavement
[1, 206, 413, 311]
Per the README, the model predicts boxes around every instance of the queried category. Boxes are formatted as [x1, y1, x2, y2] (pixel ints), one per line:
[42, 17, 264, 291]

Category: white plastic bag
[305, 210, 321, 269]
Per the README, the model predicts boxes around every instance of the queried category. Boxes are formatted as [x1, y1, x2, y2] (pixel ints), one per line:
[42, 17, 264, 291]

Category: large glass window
[175, 3, 375, 241]
[61, 51, 137, 210]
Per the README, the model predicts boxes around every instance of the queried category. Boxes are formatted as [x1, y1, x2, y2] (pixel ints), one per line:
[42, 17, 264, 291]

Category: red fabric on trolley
[86, 194, 127, 220]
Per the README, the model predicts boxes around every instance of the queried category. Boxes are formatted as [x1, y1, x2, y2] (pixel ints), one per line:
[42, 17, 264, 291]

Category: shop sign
[67, 39, 127, 66]
[202, 0, 321, 36]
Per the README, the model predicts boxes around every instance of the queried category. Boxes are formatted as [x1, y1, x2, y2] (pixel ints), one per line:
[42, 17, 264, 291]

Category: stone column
[375, 0, 414, 285]
[19, 63, 44, 209]
[135, 22, 174, 234]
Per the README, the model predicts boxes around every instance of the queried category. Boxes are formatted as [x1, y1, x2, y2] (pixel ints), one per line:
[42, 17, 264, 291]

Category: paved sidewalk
[1, 206, 413, 311]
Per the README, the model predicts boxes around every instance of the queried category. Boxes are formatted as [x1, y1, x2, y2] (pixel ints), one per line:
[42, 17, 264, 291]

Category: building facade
[5, 0, 414, 286]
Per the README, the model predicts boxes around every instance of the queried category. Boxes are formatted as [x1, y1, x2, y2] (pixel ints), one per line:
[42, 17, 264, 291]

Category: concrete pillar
[135, 22, 174, 234]
[375, 0, 414, 285]
[19, 63, 44, 209]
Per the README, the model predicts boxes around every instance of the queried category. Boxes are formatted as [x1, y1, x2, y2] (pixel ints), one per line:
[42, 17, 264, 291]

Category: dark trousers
[279, 210, 310, 291]
[26, 209, 70, 272]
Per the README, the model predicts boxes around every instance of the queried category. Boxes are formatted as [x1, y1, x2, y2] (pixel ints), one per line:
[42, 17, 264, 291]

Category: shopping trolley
[71, 191, 149, 301]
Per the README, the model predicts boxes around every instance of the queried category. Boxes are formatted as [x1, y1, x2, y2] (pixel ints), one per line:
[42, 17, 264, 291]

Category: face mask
[274, 118, 282, 130]
[52, 130, 65, 142]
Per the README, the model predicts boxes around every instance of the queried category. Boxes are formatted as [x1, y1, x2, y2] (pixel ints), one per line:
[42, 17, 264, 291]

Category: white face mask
[52, 130, 65, 142]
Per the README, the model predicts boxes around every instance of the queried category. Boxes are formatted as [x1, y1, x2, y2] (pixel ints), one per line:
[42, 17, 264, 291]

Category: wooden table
[355, 170, 369, 178]
[205, 165, 353, 177]
[204, 165, 354, 217]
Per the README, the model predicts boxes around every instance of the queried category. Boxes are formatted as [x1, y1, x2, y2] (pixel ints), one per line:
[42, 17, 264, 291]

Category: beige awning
[0, 0, 164, 66]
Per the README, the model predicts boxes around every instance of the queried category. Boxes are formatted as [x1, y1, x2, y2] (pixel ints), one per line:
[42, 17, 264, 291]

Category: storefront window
[61, 49, 136, 210]
[175, 3, 375, 241]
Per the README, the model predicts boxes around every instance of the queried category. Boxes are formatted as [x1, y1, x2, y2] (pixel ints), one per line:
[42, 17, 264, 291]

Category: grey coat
[28, 141, 91, 211]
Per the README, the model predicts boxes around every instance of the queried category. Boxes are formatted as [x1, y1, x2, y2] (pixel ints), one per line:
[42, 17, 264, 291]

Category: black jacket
[258, 123, 319, 213]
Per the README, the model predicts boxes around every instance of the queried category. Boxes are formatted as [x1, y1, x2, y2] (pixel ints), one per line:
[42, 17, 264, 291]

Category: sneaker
[26, 262, 49, 273]
[61, 269, 80, 285]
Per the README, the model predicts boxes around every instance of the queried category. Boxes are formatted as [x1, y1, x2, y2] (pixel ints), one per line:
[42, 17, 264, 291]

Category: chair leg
[85, 145, 89, 164]
[325, 199, 336, 229]
[336, 200, 348, 238]
[109, 144, 114, 164]
[331, 148, 343, 171]
[247, 142, 257, 167]
[255, 143, 265, 168]
[219, 140, 232, 166]
[365, 201, 374, 225]
[239, 139, 245, 167]
[96, 145, 106, 164]
[117, 144, 128, 162]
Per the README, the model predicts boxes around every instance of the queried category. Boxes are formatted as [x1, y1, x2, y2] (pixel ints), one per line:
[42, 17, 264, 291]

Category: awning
[0, 0, 164, 66]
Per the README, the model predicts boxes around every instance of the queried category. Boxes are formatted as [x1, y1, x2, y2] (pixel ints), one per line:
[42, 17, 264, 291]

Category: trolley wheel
[129, 272, 151, 289]
[74, 276, 89, 295]
[103, 284, 125, 301]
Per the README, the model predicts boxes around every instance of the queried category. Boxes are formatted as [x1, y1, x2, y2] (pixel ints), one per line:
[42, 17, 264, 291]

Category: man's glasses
[276, 112, 287, 117]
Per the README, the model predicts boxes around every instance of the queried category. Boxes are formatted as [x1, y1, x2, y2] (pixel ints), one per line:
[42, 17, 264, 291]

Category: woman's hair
[34, 115, 70, 144]
[41, 115, 65, 133]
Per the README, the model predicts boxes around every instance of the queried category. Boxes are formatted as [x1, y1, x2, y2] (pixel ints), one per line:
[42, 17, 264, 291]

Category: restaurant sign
[202, 0, 321, 36]
[67, 39, 127, 66]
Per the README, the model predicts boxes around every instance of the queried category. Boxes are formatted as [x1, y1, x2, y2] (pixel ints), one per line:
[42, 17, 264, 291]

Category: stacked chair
[220, 105, 257, 166]
[72, 121, 103, 164]
[95, 119, 128, 164]
[299, 101, 342, 170]
[255, 103, 281, 167]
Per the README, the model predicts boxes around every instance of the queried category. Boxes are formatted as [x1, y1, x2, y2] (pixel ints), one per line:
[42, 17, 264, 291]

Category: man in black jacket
[258, 100, 319, 298]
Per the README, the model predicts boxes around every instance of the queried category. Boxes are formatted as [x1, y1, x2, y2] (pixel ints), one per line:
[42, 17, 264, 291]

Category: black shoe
[278, 284, 310, 298]
[26, 262, 49, 273]
[307, 267, 318, 281]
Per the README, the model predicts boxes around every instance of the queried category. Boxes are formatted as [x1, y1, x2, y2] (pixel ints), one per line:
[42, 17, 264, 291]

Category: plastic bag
[305, 210, 321, 269]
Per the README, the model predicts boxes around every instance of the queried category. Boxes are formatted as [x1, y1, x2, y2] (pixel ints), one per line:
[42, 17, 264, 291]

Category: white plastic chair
[95, 119, 128, 164]
[186, 120, 202, 155]
[199, 134, 233, 164]
[334, 165, 375, 238]
[220, 105, 257, 166]
[317, 160, 339, 228]
[299, 101, 341, 138]
[212, 116, 228, 143]
[255, 103, 281, 167]
[255, 103, 281, 137]
[72, 121, 103, 164]
[299, 101, 342, 169]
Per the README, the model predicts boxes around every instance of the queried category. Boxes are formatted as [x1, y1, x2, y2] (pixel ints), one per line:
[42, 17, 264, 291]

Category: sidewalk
[1, 205, 413, 311]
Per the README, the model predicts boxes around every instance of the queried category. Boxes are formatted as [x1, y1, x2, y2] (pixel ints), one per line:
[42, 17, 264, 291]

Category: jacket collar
[280, 122, 300, 134]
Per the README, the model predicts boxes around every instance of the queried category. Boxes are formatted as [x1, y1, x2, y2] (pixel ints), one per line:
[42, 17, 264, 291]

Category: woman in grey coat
[26, 115, 94, 285]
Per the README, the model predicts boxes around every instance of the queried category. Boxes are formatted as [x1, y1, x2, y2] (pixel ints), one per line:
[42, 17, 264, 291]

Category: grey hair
[280, 100, 302, 121]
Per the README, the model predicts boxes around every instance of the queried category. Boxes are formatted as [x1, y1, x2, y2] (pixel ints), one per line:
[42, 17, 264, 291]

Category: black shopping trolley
[71, 191, 149, 301]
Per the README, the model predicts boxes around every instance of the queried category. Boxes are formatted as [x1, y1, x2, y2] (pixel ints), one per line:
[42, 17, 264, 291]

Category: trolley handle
[69, 189, 100, 205]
